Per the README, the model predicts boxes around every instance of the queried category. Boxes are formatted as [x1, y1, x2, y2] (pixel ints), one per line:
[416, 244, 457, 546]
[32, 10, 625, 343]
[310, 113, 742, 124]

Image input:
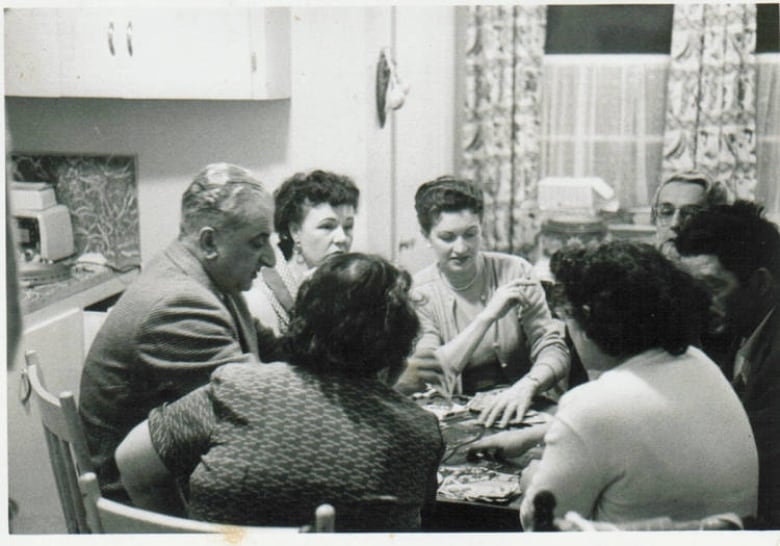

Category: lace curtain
[462, 4, 779, 238]
[461, 5, 546, 254]
[540, 54, 669, 209]
[756, 54, 780, 223]
[662, 3, 758, 201]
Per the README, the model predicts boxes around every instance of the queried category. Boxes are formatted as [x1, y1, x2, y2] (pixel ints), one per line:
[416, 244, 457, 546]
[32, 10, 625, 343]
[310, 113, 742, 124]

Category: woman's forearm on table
[522, 292, 571, 390]
[434, 312, 495, 375]
[525, 354, 569, 394]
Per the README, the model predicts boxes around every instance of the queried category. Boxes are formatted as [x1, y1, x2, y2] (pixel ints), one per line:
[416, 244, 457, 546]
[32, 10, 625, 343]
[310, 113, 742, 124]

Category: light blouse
[411, 251, 569, 393]
[244, 242, 298, 335]
[520, 346, 759, 528]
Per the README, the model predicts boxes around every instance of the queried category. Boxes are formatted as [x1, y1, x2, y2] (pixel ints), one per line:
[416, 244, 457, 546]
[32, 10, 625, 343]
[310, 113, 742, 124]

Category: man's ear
[199, 227, 219, 261]
[749, 267, 775, 299]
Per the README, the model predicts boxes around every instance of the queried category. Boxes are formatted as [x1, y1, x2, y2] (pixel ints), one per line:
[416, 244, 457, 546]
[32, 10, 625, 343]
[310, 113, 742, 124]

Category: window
[540, 4, 780, 217]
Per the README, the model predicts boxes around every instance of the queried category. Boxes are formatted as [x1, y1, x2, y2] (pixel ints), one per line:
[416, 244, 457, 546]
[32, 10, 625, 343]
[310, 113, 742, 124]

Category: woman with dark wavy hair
[475, 241, 758, 529]
[245, 170, 360, 335]
[115, 253, 444, 531]
[396, 175, 569, 429]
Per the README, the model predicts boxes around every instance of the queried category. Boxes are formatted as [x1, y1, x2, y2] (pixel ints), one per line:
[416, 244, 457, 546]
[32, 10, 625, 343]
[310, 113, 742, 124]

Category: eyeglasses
[653, 204, 704, 226]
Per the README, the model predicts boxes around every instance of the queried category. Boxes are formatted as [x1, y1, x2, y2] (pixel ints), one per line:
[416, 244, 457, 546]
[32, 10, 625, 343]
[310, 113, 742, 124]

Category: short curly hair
[414, 176, 484, 234]
[285, 253, 420, 378]
[274, 170, 360, 260]
[550, 240, 710, 358]
[675, 201, 780, 283]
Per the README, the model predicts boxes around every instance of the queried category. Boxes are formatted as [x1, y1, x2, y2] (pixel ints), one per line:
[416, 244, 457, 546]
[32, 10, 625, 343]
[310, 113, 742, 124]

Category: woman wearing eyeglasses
[651, 171, 728, 258]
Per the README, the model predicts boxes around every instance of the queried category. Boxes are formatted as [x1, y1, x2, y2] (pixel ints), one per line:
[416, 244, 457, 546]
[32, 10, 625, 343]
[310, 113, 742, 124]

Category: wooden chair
[23, 349, 95, 533]
[78, 472, 336, 534]
[533, 491, 743, 531]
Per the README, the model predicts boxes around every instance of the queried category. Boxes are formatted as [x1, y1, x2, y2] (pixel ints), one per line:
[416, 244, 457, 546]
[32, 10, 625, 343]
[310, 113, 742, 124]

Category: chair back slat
[60, 394, 94, 473]
[315, 504, 336, 532]
[60, 439, 90, 531]
[26, 364, 72, 439]
[25, 350, 92, 533]
[79, 470, 105, 533]
[78, 472, 336, 534]
[44, 430, 79, 533]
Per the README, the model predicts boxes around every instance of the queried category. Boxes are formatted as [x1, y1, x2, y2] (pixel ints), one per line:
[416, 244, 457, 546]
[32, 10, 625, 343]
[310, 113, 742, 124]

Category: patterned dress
[148, 362, 445, 531]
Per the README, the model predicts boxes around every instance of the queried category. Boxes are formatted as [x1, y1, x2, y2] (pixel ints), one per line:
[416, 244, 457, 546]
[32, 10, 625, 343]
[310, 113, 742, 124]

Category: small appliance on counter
[11, 182, 76, 285]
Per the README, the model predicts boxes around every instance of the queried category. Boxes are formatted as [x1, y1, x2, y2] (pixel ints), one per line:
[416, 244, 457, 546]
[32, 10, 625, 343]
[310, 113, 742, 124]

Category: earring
[293, 241, 306, 265]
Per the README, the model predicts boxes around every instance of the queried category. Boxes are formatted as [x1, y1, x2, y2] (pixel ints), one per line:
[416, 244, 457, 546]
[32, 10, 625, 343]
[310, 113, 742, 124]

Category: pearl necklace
[440, 258, 483, 293]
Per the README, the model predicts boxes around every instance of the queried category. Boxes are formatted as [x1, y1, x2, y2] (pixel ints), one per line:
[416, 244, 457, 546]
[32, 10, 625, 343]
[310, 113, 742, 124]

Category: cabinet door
[8, 307, 85, 533]
[393, 6, 456, 274]
[249, 7, 291, 99]
[4, 9, 62, 97]
[57, 8, 132, 97]
[121, 8, 255, 99]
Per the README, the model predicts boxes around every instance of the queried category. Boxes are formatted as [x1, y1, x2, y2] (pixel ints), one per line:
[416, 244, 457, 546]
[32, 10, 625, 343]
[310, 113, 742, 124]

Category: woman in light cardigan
[395, 176, 569, 428]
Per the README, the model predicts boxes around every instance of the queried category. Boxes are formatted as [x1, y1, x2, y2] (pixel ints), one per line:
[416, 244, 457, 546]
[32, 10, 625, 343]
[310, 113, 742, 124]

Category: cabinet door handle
[126, 21, 134, 57]
[19, 368, 31, 404]
[107, 21, 116, 56]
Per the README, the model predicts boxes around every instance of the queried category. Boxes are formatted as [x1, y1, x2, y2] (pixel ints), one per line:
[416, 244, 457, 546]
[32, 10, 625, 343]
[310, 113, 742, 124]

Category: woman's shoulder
[209, 361, 294, 393]
[411, 263, 447, 301]
[377, 388, 444, 443]
[555, 371, 636, 426]
[412, 262, 440, 287]
[482, 250, 534, 273]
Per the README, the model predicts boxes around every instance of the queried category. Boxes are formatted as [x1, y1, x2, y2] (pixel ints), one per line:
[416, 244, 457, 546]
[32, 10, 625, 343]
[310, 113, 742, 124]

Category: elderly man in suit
[79, 163, 281, 501]
[676, 201, 780, 529]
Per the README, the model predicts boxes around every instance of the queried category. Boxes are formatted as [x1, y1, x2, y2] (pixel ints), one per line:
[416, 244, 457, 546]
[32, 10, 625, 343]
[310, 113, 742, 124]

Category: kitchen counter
[19, 264, 139, 326]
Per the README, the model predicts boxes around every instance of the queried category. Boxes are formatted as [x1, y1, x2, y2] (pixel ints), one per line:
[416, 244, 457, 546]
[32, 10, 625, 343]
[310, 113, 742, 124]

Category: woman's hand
[480, 277, 536, 323]
[478, 378, 537, 428]
[393, 355, 446, 395]
[467, 424, 547, 461]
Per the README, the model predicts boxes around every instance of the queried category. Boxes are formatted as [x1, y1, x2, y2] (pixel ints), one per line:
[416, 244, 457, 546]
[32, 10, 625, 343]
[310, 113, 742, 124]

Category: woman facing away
[114, 253, 444, 532]
[395, 176, 570, 428]
[244, 169, 359, 335]
[476, 241, 759, 529]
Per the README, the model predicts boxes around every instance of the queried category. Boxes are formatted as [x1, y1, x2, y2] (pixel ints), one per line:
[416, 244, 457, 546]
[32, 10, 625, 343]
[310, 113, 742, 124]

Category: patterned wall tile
[11, 153, 141, 271]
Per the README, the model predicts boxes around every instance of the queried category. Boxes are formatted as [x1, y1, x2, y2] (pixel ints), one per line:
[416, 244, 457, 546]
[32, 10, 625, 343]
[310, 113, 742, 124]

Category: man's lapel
[225, 292, 260, 359]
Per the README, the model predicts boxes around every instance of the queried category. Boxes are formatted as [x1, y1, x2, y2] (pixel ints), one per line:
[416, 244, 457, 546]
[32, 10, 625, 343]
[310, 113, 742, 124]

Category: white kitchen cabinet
[56, 8, 133, 98]
[4, 9, 62, 96]
[5, 7, 291, 100]
[8, 307, 85, 534]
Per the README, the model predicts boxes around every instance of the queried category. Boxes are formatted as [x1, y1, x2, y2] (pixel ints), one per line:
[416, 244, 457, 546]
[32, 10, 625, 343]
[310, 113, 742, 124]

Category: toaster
[13, 204, 75, 262]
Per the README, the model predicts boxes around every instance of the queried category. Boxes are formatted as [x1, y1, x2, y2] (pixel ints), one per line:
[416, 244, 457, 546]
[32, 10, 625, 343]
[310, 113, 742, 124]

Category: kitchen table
[417, 389, 555, 531]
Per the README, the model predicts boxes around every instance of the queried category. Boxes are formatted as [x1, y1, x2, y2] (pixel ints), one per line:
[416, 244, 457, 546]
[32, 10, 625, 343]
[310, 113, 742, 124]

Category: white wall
[6, 6, 456, 267]
[394, 6, 457, 273]
[4, 6, 458, 534]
